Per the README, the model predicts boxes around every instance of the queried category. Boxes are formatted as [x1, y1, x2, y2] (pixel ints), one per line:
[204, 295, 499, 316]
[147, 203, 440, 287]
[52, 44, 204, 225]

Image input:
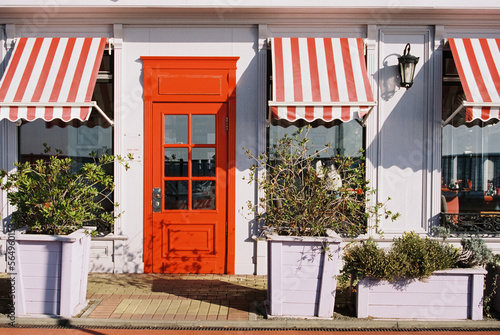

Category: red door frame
[142, 57, 238, 274]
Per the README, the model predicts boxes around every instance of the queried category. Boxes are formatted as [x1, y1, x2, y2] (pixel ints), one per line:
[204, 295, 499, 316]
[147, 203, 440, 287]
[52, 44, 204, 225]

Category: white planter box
[9, 228, 93, 317]
[267, 234, 342, 318]
[356, 268, 487, 320]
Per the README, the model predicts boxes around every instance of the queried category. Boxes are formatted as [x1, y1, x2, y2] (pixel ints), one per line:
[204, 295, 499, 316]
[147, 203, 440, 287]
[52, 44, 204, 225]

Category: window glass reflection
[192, 115, 215, 144]
[164, 148, 188, 177]
[192, 148, 215, 177]
[192, 181, 215, 210]
[164, 180, 188, 210]
[441, 48, 500, 214]
[165, 115, 188, 144]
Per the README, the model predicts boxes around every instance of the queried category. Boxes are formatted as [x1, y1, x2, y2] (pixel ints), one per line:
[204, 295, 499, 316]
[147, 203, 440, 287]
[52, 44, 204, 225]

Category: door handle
[153, 188, 161, 212]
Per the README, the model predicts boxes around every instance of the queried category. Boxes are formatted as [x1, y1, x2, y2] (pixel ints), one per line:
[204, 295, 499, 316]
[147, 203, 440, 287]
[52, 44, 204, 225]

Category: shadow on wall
[367, 39, 438, 228]
[368, 44, 431, 173]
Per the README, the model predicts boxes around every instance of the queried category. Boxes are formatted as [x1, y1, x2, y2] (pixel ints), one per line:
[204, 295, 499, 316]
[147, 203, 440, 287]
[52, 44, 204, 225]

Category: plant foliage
[341, 232, 461, 283]
[244, 127, 399, 237]
[457, 236, 495, 268]
[0, 152, 133, 235]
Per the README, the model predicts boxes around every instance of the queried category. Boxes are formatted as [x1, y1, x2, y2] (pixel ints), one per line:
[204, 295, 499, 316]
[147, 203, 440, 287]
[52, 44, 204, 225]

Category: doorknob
[153, 188, 161, 212]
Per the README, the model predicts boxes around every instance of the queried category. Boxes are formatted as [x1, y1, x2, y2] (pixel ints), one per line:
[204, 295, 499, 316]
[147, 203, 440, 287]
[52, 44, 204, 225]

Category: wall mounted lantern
[398, 43, 419, 89]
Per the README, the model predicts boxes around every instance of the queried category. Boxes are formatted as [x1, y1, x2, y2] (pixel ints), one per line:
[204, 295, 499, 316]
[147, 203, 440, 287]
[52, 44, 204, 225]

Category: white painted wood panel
[375, 28, 433, 235]
[281, 289, 320, 304]
[11, 229, 91, 317]
[22, 278, 61, 290]
[267, 235, 341, 318]
[24, 288, 59, 302]
[24, 301, 58, 315]
[368, 305, 468, 319]
[281, 277, 322, 288]
[281, 303, 317, 317]
[357, 268, 486, 320]
[19, 264, 60, 278]
[281, 265, 322, 279]
[19, 249, 61, 264]
[368, 292, 469, 306]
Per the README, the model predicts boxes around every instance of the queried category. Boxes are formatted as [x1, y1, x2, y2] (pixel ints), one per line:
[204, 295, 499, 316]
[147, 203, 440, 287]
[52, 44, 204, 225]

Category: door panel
[151, 102, 227, 273]
[142, 56, 238, 274]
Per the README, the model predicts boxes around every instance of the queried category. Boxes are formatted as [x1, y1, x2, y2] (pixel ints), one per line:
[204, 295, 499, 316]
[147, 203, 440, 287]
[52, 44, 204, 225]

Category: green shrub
[244, 127, 399, 237]
[388, 232, 460, 280]
[341, 232, 461, 283]
[0, 153, 133, 235]
[341, 239, 390, 281]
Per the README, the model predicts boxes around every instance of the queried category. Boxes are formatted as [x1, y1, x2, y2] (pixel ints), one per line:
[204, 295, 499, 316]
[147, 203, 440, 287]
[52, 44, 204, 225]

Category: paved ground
[83, 273, 267, 321]
[1, 272, 500, 332]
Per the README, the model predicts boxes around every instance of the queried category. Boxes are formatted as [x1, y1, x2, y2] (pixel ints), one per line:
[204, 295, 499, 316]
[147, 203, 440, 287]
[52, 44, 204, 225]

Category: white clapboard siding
[356, 268, 487, 320]
[267, 234, 342, 318]
[11, 228, 92, 317]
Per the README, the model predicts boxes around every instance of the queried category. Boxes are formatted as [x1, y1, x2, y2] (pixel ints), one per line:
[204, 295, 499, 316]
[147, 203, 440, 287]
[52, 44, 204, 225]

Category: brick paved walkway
[83, 274, 267, 321]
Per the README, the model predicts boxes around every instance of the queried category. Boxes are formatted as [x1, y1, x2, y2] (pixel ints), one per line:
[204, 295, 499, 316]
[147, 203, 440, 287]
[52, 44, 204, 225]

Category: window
[18, 50, 114, 233]
[19, 50, 113, 166]
[269, 121, 364, 160]
[441, 45, 500, 221]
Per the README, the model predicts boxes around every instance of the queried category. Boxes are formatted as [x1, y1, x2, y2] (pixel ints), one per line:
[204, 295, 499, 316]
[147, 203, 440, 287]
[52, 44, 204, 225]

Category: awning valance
[448, 38, 500, 123]
[0, 37, 107, 123]
[269, 37, 376, 124]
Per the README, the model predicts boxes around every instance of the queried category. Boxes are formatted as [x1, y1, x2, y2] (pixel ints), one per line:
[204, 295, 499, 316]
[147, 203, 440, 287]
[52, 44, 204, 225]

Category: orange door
[151, 102, 227, 273]
[142, 57, 238, 274]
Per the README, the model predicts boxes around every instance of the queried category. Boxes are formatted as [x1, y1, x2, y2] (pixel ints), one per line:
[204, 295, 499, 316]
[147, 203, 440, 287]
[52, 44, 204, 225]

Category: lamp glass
[398, 43, 419, 89]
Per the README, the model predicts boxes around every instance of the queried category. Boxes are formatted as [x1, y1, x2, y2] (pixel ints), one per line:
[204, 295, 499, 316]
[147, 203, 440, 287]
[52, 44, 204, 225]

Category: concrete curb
[1, 317, 500, 330]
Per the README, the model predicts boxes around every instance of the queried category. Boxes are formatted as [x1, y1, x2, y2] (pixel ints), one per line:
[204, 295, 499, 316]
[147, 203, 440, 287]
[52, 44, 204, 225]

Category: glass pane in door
[192, 180, 216, 210]
[164, 148, 188, 177]
[165, 115, 188, 144]
[164, 180, 188, 210]
[192, 148, 215, 177]
[192, 115, 216, 144]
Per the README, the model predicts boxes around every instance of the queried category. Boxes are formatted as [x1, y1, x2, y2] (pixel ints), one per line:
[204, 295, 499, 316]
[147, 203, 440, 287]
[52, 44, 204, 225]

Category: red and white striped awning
[269, 37, 376, 124]
[449, 38, 500, 122]
[0, 37, 106, 122]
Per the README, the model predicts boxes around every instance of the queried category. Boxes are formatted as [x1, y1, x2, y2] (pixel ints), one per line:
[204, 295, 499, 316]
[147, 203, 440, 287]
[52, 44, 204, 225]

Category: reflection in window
[164, 115, 188, 144]
[269, 120, 364, 159]
[192, 148, 215, 177]
[18, 51, 115, 233]
[165, 180, 188, 210]
[192, 115, 215, 144]
[192, 180, 216, 210]
[441, 47, 500, 214]
[164, 148, 188, 177]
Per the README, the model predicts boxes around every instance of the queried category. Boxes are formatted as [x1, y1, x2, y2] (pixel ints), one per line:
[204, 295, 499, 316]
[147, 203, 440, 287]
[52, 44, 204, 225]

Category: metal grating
[2, 325, 500, 332]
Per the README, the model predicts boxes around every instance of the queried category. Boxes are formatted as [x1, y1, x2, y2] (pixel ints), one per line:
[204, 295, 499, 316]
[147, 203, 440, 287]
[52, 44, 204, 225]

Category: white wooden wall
[372, 27, 437, 237]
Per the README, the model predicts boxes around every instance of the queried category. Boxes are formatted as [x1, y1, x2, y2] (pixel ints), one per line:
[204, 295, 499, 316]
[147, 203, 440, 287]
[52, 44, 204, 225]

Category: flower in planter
[244, 127, 399, 237]
[0, 149, 133, 235]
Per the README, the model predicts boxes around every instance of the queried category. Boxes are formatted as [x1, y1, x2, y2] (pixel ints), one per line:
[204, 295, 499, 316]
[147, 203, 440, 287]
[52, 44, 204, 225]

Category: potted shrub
[341, 232, 491, 320]
[244, 128, 398, 318]
[0, 149, 132, 317]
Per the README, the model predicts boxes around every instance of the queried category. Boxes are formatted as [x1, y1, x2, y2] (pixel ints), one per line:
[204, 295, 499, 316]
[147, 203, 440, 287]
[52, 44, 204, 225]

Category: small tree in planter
[0, 150, 133, 317]
[341, 232, 493, 320]
[244, 127, 398, 318]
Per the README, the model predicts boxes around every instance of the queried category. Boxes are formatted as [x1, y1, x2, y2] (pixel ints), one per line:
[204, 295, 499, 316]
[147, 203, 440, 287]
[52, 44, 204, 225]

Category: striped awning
[269, 37, 376, 124]
[0, 37, 106, 122]
[449, 38, 500, 123]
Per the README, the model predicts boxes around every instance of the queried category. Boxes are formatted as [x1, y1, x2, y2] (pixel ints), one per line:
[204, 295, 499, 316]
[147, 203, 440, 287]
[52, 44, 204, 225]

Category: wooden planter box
[267, 233, 342, 318]
[10, 228, 93, 317]
[356, 268, 487, 320]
